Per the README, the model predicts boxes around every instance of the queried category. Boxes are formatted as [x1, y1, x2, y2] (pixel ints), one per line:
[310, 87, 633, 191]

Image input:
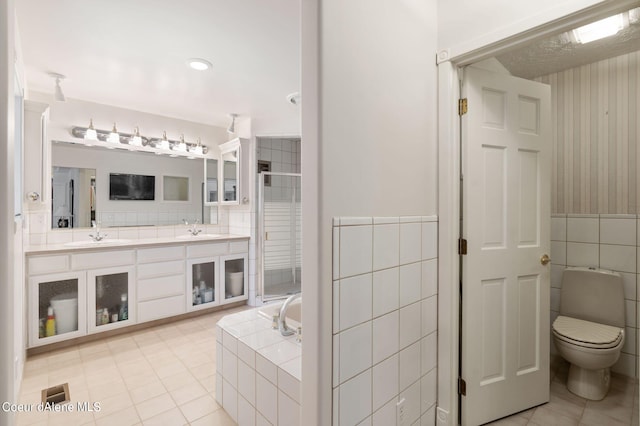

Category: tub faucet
[89, 220, 108, 242]
[183, 219, 202, 236]
[278, 292, 301, 337]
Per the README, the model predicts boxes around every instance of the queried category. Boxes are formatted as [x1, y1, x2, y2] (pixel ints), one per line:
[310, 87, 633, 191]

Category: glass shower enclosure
[259, 172, 301, 301]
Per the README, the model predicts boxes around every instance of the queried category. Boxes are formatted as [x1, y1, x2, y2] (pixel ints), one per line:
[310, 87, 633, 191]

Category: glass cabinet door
[87, 266, 135, 333]
[221, 254, 248, 302]
[30, 272, 86, 346]
[187, 257, 220, 311]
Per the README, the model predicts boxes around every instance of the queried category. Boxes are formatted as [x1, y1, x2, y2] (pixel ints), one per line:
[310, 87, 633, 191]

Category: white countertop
[25, 233, 249, 255]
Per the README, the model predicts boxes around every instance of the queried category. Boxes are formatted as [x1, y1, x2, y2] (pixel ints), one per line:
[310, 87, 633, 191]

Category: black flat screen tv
[109, 173, 155, 200]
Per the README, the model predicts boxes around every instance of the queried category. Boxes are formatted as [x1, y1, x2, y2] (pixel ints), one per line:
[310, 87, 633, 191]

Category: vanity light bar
[71, 126, 208, 155]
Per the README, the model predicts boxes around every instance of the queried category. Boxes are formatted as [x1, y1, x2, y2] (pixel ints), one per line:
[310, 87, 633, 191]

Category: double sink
[63, 233, 222, 247]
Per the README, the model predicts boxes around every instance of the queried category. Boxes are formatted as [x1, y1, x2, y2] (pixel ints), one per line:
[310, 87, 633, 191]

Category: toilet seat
[552, 316, 623, 350]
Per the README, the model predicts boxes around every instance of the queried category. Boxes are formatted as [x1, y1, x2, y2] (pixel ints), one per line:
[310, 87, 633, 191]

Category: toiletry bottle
[102, 308, 109, 325]
[119, 294, 128, 321]
[39, 318, 45, 338]
[45, 306, 56, 337]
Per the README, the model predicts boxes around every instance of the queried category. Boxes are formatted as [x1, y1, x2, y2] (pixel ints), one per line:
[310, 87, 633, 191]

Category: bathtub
[216, 298, 302, 425]
[258, 296, 302, 332]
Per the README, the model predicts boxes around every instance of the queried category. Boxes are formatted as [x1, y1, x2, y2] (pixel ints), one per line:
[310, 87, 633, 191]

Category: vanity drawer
[137, 260, 184, 279]
[138, 295, 185, 322]
[137, 246, 184, 263]
[27, 255, 70, 275]
[187, 242, 228, 258]
[71, 250, 135, 270]
[138, 275, 184, 301]
[230, 240, 249, 254]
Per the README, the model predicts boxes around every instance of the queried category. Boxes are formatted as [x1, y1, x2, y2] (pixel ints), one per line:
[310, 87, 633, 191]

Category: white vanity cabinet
[29, 269, 87, 347]
[26, 237, 249, 348]
[87, 266, 135, 334]
[185, 240, 249, 311]
[136, 246, 186, 322]
[187, 257, 220, 311]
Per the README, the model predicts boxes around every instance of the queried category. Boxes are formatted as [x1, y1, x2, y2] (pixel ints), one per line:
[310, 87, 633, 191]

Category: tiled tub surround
[216, 306, 302, 425]
[333, 216, 438, 426]
[550, 214, 640, 378]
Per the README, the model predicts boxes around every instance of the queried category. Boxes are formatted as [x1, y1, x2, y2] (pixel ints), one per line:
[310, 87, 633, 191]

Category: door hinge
[458, 98, 468, 116]
[458, 377, 467, 396]
[458, 238, 467, 255]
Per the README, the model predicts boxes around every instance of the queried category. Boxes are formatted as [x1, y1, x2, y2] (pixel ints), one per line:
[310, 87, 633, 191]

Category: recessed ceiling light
[187, 58, 212, 71]
[572, 13, 626, 44]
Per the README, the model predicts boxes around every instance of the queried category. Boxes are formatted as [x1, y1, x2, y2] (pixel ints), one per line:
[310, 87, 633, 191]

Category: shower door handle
[265, 232, 269, 241]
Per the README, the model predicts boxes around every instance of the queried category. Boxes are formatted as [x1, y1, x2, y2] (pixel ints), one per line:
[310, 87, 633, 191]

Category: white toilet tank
[560, 267, 625, 328]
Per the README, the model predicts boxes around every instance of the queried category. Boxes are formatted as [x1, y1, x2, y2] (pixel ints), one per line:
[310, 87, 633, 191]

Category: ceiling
[15, 0, 301, 132]
[497, 8, 640, 79]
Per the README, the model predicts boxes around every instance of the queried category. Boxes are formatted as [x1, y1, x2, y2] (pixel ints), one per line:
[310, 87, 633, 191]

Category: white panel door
[461, 66, 551, 425]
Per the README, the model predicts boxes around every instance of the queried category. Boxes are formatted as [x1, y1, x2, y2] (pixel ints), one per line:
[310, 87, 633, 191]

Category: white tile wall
[333, 216, 438, 426]
[551, 214, 639, 378]
[216, 308, 302, 426]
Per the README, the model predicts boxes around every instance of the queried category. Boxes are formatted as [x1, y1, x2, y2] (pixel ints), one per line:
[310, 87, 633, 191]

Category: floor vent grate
[41, 383, 70, 405]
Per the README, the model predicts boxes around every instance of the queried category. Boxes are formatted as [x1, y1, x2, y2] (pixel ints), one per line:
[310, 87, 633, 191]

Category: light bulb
[130, 126, 143, 146]
[85, 119, 98, 141]
[158, 131, 170, 150]
[191, 138, 204, 155]
[108, 122, 120, 144]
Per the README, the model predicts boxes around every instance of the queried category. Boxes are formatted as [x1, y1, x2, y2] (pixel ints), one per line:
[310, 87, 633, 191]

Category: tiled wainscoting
[332, 216, 438, 426]
[215, 308, 301, 425]
[550, 214, 639, 378]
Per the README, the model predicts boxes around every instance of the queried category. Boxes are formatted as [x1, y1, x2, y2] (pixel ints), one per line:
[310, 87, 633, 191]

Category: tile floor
[15, 311, 640, 426]
[16, 307, 249, 426]
[489, 358, 639, 426]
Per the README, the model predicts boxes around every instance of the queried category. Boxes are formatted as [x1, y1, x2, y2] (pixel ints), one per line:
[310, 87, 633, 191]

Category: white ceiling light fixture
[227, 113, 238, 135]
[187, 58, 212, 71]
[572, 13, 627, 44]
[108, 123, 120, 145]
[49, 72, 66, 102]
[84, 118, 98, 141]
[130, 126, 143, 147]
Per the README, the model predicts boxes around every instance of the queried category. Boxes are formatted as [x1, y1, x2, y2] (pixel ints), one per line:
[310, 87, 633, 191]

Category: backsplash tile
[333, 216, 438, 425]
[567, 217, 599, 243]
[600, 218, 636, 246]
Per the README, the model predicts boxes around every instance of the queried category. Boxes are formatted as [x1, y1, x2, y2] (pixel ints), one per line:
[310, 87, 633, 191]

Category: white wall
[28, 90, 229, 147]
[302, 0, 438, 423]
[437, 0, 609, 59]
[1, 1, 18, 424]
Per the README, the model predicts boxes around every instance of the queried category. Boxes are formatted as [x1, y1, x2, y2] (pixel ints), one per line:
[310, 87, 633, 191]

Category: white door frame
[436, 1, 639, 424]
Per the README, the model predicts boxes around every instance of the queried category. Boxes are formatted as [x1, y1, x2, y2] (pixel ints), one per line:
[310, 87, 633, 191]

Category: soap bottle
[45, 306, 56, 337]
[119, 294, 128, 321]
[102, 308, 109, 325]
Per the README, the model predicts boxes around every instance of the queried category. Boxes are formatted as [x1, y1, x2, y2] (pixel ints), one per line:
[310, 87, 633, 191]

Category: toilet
[552, 267, 625, 400]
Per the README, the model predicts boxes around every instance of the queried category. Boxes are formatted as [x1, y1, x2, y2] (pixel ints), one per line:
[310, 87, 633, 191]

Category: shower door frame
[258, 171, 302, 302]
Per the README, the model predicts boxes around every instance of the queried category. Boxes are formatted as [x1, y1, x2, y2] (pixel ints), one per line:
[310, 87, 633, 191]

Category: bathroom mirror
[51, 142, 217, 228]
[51, 166, 96, 228]
[204, 158, 218, 205]
[220, 139, 240, 205]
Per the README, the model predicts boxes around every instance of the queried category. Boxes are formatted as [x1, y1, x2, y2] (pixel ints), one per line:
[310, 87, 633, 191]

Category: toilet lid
[552, 316, 623, 349]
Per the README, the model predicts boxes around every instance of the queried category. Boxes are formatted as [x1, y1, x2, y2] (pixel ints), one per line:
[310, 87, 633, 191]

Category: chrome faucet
[183, 219, 202, 236]
[89, 220, 108, 242]
[278, 293, 301, 337]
